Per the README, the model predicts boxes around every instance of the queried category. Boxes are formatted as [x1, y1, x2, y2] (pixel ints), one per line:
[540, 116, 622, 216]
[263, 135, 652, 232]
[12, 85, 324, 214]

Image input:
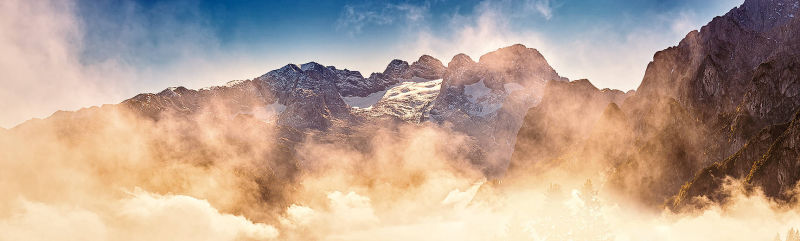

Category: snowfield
[344, 79, 442, 109]
[348, 79, 443, 121]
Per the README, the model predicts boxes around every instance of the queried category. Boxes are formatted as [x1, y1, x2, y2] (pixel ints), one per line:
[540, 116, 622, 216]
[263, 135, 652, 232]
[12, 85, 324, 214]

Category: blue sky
[73, 0, 742, 90]
[0, 0, 743, 127]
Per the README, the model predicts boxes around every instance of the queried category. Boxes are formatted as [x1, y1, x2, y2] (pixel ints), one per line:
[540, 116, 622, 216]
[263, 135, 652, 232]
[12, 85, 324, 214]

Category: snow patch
[464, 80, 492, 102]
[399, 76, 436, 83]
[343, 79, 442, 109]
[225, 79, 247, 87]
[234, 101, 286, 122]
[503, 83, 525, 93]
[471, 100, 504, 117]
[383, 79, 442, 102]
[342, 86, 398, 109]
[350, 79, 443, 121]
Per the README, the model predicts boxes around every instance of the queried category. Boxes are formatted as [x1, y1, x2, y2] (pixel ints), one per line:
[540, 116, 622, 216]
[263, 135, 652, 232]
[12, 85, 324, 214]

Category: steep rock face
[672, 120, 790, 209]
[618, 0, 800, 208]
[612, 97, 716, 207]
[508, 79, 631, 176]
[428, 44, 568, 175]
[382, 59, 411, 80]
[430, 45, 565, 120]
[747, 110, 800, 198]
[673, 109, 800, 209]
[635, 0, 800, 157]
[408, 55, 447, 80]
[580, 101, 636, 169]
[255, 63, 352, 130]
[382, 55, 446, 81]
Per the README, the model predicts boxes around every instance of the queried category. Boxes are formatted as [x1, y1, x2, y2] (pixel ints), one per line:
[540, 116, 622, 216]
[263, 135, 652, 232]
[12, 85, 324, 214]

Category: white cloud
[403, 3, 548, 66]
[526, 0, 554, 20]
[326, 191, 379, 228]
[0, 0, 130, 128]
[0, 0, 271, 128]
[393, 0, 744, 91]
[441, 179, 485, 209]
[0, 192, 279, 241]
[336, 3, 430, 36]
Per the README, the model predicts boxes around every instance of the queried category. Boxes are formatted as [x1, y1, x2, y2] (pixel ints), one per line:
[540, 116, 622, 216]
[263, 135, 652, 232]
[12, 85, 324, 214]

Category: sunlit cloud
[0, 0, 271, 128]
[336, 2, 430, 36]
[526, 0, 554, 20]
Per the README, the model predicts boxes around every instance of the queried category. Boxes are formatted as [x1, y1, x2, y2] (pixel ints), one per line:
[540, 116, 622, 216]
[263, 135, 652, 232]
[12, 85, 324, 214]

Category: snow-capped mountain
[85, 44, 570, 173]
[507, 0, 800, 210]
[425, 44, 569, 174]
[348, 79, 443, 122]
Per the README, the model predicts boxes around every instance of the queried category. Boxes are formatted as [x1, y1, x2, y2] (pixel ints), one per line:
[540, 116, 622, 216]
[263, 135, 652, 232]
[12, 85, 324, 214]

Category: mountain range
[6, 0, 800, 212]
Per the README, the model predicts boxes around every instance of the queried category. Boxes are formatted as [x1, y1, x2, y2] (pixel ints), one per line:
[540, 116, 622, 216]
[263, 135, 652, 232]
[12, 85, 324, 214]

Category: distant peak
[726, 0, 800, 32]
[479, 44, 544, 63]
[417, 54, 438, 62]
[388, 59, 408, 66]
[157, 86, 192, 97]
[447, 53, 475, 69]
[279, 64, 302, 72]
[413, 55, 444, 67]
[570, 79, 598, 90]
[383, 59, 410, 78]
[497, 43, 536, 54]
[508, 43, 528, 50]
[300, 62, 326, 71]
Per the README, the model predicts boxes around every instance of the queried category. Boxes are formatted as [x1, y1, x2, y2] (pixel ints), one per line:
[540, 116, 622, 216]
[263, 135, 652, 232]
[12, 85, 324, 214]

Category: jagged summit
[479, 44, 562, 85]
[383, 59, 410, 79]
[407, 55, 446, 80]
[447, 53, 476, 69]
[726, 0, 799, 32]
[278, 63, 302, 72]
[382, 55, 446, 81]
[416, 54, 439, 63]
[110, 43, 575, 174]
[568, 78, 598, 90]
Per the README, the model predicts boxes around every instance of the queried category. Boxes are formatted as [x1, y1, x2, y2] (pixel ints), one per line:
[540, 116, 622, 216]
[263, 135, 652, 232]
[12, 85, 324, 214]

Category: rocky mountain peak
[380, 56, 447, 81]
[416, 54, 441, 65]
[728, 0, 799, 32]
[478, 44, 541, 63]
[478, 44, 561, 85]
[279, 64, 302, 73]
[408, 55, 446, 80]
[300, 62, 327, 72]
[569, 79, 598, 90]
[447, 53, 476, 70]
[157, 86, 193, 97]
[383, 59, 410, 79]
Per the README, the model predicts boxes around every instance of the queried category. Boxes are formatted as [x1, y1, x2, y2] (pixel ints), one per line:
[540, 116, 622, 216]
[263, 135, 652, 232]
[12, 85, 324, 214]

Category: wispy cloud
[336, 2, 430, 36]
[388, 0, 743, 91]
[526, 0, 554, 20]
[404, 2, 547, 64]
[0, 0, 269, 128]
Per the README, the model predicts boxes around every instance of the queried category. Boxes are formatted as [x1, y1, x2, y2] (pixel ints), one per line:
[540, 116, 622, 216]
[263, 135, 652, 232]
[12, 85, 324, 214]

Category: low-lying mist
[1, 101, 799, 241]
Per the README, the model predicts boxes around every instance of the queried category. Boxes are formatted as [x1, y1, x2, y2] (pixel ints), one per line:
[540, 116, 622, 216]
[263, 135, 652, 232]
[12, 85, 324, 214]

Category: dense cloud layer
[2, 93, 800, 240]
[3, 0, 800, 240]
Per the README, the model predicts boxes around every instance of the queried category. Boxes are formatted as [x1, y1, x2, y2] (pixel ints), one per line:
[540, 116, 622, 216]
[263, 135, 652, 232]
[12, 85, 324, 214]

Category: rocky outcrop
[673, 119, 791, 209]
[615, 0, 800, 208]
[635, 0, 800, 156]
[426, 44, 570, 175]
[120, 54, 452, 131]
[507, 0, 800, 209]
[747, 110, 800, 198]
[508, 79, 631, 176]
[382, 55, 446, 81]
